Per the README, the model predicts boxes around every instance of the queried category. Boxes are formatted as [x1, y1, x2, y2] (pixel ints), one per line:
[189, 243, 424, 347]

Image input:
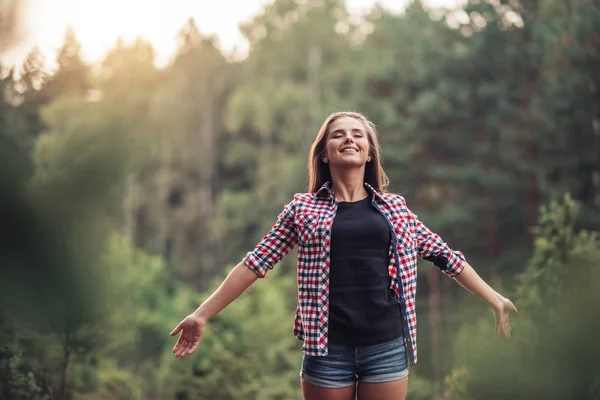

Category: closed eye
[330, 129, 365, 138]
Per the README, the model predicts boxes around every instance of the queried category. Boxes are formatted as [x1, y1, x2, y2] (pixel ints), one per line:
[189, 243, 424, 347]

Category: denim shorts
[300, 336, 409, 389]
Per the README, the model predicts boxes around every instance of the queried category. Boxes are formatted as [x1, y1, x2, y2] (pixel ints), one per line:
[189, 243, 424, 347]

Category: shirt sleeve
[406, 203, 466, 278]
[242, 197, 298, 278]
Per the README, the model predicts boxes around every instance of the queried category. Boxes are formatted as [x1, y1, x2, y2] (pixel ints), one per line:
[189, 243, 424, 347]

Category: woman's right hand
[170, 314, 207, 358]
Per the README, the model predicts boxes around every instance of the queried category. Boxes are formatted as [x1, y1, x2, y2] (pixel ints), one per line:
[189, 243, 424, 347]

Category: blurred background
[1, 0, 600, 399]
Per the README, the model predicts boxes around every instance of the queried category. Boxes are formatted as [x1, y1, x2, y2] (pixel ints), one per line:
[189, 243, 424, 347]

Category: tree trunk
[58, 349, 70, 400]
[58, 325, 71, 400]
[591, 81, 600, 206]
[474, 101, 499, 285]
[484, 191, 499, 286]
[122, 172, 137, 239]
[158, 117, 172, 263]
[198, 94, 216, 288]
[428, 268, 442, 396]
[307, 44, 321, 148]
[523, 73, 540, 242]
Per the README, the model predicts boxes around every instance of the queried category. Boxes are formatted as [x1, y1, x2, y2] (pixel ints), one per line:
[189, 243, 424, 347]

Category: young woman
[170, 111, 518, 400]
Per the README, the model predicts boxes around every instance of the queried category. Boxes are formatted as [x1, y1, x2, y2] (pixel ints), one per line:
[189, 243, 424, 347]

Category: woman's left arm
[403, 198, 518, 338]
[453, 262, 518, 339]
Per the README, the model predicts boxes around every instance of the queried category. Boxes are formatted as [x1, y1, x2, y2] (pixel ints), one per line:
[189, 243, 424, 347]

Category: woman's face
[323, 116, 371, 169]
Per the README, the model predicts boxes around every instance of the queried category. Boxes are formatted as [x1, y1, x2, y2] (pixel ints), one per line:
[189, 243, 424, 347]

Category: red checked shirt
[242, 181, 466, 364]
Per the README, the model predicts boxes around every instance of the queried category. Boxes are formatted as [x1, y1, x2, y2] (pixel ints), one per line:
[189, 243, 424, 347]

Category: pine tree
[15, 47, 48, 142]
[43, 27, 91, 99]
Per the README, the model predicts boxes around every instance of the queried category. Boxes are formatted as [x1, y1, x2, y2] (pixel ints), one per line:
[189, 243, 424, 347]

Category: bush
[447, 195, 600, 400]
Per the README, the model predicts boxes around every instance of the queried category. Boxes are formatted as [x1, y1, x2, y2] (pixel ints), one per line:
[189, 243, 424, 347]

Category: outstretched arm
[404, 199, 518, 339]
[453, 262, 518, 338]
[190, 261, 259, 322]
[170, 262, 259, 358]
[170, 197, 299, 359]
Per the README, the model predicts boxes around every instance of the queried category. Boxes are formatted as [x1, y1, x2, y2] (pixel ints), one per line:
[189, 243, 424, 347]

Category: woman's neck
[330, 170, 368, 203]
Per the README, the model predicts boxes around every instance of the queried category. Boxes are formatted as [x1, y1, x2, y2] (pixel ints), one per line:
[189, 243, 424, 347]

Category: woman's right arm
[191, 261, 259, 322]
[170, 197, 300, 358]
[170, 261, 259, 358]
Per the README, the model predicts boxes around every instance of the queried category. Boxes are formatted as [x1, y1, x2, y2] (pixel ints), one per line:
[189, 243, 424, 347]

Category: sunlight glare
[12, 0, 459, 69]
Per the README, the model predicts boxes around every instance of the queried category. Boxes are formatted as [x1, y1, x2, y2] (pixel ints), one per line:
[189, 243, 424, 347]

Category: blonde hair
[307, 111, 389, 193]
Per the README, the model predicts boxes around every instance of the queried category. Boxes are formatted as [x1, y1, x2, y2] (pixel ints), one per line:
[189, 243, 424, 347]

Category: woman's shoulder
[379, 191, 407, 205]
[378, 191, 415, 220]
[292, 192, 315, 201]
[289, 192, 333, 215]
[279, 192, 320, 210]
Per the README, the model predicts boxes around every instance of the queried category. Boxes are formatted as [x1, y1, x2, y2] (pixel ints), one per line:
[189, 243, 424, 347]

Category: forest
[1, 0, 600, 399]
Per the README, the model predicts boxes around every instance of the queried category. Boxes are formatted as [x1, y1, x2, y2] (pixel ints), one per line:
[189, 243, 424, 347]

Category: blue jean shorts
[300, 336, 409, 389]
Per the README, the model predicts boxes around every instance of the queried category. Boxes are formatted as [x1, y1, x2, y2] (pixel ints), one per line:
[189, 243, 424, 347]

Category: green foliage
[405, 372, 437, 400]
[43, 27, 91, 98]
[0, 329, 49, 400]
[160, 270, 301, 399]
[98, 234, 179, 362]
[2, 0, 600, 398]
[95, 363, 142, 400]
[449, 195, 600, 400]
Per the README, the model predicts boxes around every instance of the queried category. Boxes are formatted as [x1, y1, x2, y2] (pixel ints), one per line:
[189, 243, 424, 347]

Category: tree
[531, 0, 600, 231]
[98, 37, 160, 242]
[139, 18, 231, 289]
[448, 195, 600, 400]
[43, 27, 91, 98]
[0, 326, 49, 400]
[28, 89, 138, 398]
[159, 270, 301, 400]
[219, 0, 358, 275]
[14, 47, 49, 145]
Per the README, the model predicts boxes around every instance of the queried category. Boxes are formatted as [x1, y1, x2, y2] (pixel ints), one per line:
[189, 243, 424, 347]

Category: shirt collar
[364, 182, 384, 201]
[314, 181, 384, 202]
[314, 181, 333, 198]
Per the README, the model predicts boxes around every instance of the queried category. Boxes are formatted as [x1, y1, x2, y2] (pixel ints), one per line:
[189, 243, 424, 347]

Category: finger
[176, 340, 189, 358]
[503, 319, 511, 338]
[173, 336, 187, 354]
[183, 341, 196, 357]
[170, 323, 183, 336]
[180, 340, 194, 357]
[172, 337, 183, 353]
[506, 316, 513, 336]
[187, 340, 201, 356]
[179, 340, 192, 358]
[495, 321, 500, 338]
[512, 304, 519, 313]
[183, 342, 194, 356]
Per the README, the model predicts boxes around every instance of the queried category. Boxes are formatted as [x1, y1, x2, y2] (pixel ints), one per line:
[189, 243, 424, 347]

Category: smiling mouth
[340, 148, 358, 153]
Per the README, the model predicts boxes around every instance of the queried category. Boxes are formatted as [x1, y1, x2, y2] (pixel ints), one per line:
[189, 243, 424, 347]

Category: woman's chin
[330, 160, 367, 169]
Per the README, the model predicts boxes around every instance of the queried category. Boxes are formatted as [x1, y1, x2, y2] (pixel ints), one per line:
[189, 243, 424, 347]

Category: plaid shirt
[242, 181, 466, 364]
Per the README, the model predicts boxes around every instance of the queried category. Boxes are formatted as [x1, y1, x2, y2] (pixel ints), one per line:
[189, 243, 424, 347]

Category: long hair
[307, 111, 389, 193]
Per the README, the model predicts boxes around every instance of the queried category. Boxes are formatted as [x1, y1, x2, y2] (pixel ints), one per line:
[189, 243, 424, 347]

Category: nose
[343, 133, 354, 143]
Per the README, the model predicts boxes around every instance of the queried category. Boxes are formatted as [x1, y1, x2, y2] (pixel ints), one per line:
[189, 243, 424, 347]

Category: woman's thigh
[355, 336, 409, 400]
[299, 345, 356, 400]
[356, 376, 408, 400]
[301, 378, 356, 400]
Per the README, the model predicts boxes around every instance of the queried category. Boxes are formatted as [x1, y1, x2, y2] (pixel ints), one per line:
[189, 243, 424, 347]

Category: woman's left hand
[492, 297, 518, 339]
